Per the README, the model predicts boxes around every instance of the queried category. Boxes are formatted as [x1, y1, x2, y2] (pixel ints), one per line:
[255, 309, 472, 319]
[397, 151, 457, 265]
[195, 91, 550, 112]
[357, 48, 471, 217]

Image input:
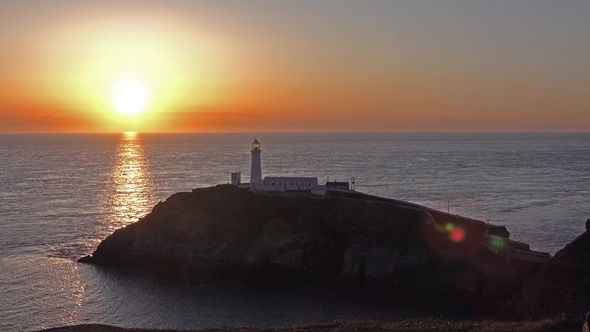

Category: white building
[231, 139, 326, 195]
[252, 176, 318, 191]
[230, 172, 241, 186]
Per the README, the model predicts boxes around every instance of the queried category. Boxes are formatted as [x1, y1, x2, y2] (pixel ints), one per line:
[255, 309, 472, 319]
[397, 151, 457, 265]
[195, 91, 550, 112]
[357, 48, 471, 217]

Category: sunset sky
[1, 1, 589, 132]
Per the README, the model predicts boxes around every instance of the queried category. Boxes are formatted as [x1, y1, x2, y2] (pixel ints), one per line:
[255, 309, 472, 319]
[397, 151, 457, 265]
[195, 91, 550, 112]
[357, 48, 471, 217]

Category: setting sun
[113, 80, 147, 115]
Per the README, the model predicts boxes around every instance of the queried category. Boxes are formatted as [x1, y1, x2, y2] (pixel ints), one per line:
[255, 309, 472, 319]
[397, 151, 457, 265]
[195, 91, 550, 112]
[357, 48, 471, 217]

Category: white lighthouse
[230, 139, 326, 195]
[250, 139, 262, 184]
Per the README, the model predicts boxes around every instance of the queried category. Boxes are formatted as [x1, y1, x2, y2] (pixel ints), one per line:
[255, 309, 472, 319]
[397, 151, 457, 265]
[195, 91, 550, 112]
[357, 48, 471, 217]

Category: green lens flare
[489, 236, 504, 249]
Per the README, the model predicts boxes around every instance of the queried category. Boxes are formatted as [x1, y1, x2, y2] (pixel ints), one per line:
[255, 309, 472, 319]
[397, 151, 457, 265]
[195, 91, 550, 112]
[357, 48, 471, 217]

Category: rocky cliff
[80, 185, 532, 312]
[503, 227, 590, 322]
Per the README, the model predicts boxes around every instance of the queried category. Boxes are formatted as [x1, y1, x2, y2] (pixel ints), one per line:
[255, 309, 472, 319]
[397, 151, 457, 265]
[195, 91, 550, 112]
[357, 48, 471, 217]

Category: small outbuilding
[326, 181, 350, 190]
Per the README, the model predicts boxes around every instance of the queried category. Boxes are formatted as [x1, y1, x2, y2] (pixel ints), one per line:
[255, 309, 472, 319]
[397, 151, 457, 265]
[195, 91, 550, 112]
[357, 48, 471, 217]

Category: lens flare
[445, 223, 455, 232]
[422, 211, 486, 259]
[488, 236, 505, 250]
[449, 228, 465, 242]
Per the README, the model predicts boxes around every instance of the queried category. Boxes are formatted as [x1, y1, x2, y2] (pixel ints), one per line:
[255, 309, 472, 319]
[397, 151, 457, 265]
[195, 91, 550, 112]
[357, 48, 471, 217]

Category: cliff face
[503, 230, 590, 321]
[80, 186, 528, 310]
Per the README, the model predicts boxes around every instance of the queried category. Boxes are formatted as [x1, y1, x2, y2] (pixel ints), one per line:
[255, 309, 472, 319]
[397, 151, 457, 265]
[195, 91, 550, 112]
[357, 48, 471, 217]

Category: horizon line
[1, 131, 590, 135]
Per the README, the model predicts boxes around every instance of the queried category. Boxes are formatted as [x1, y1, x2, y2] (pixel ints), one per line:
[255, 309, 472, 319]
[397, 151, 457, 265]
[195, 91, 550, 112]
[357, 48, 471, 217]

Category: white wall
[252, 177, 319, 192]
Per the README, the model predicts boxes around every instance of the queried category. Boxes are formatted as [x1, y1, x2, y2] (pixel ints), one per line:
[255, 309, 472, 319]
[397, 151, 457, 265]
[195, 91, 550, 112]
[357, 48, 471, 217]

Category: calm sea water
[0, 132, 588, 331]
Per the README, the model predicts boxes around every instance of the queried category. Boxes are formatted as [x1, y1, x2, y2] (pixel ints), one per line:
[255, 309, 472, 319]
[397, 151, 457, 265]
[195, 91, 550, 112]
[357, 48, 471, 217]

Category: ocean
[1, 132, 588, 331]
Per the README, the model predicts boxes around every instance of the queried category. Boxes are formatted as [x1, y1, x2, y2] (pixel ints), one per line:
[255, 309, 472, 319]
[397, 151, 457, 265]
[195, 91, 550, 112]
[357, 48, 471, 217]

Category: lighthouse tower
[250, 139, 262, 184]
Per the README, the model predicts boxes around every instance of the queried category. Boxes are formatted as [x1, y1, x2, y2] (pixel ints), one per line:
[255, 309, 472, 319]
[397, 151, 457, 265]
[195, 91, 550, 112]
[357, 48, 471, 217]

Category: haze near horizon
[1, 1, 589, 133]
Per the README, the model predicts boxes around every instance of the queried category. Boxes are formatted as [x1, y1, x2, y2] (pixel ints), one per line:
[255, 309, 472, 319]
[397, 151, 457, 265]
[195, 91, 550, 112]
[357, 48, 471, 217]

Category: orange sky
[1, 1, 589, 132]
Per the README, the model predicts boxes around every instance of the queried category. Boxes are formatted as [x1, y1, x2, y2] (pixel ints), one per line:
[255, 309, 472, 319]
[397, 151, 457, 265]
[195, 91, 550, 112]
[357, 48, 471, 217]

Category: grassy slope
[40, 317, 580, 332]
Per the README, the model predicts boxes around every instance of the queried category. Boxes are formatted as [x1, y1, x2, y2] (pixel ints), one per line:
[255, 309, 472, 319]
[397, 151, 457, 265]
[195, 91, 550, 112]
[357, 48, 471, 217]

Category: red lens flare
[449, 228, 466, 242]
[422, 211, 486, 259]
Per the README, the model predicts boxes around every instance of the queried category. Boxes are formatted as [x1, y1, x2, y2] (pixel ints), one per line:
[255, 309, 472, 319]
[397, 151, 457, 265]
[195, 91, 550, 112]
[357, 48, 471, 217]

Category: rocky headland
[503, 222, 590, 322]
[79, 185, 589, 322]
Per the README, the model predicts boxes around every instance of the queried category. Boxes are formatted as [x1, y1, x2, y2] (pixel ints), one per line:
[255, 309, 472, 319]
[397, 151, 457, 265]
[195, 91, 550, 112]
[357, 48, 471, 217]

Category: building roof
[263, 176, 318, 181]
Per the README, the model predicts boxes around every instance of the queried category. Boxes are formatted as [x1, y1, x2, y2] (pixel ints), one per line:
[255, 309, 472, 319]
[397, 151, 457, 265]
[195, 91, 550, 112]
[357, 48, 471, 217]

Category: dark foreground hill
[39, 317, 581, 332]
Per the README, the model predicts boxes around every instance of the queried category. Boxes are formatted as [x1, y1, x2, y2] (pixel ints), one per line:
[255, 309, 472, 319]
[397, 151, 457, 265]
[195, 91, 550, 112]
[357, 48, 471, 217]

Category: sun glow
[17, 16, 230, 132]
[113, 80, 147, 115]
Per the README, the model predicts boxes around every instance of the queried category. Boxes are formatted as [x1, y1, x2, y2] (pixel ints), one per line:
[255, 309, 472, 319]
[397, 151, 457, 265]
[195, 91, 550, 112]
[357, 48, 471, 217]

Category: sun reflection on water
[108, 132, 155, 231]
